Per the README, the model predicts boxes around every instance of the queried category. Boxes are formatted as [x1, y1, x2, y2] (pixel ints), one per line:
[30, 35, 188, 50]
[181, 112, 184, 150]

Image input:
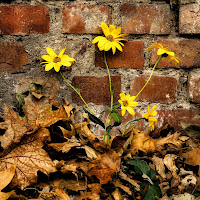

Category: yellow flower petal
[92, 36, 102, 44]
[45, 63, 55, 71]
[46, 47, 57, 58]
[109, 24, 115, 33]
[100, 22, 109, 37]
[104, 41, 112, 51]
[157, 48, 167, 55]
[54, 63, 61, 72]
[58, 48, 66, 58]
[60, 60, 72, 67]
[41, 55, 53, 62]
[112, 44, 116, 54]
[113, 41, 122, 52]
[112, 27, 121, 36]
[121, 108, 126, 116]
[126, 107, 135, 115]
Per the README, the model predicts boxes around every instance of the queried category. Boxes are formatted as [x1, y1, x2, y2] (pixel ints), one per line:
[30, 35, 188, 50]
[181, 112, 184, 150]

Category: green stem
[135, 56, 163, 99]
[60, 71, 94, 115]
[104, 51, 113, 110]
[122, 118, 145, 136]
[104, 112, 111, 143]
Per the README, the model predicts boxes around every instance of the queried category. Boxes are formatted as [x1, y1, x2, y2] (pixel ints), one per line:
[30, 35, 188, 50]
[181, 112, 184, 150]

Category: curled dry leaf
[178, 175, 197, 191]
[118, 171, 140, 191]
[0, 129, 56, 190]
[112, 188, 122, 200]
[113, 180, 132, 196]
[87, 150, 121, 184]
[181, 148, 200, 176]
[130, 129, 182, 155]
[54, 188, 71, 200]
[152, 155, 166, 179]
[0, 165, 16, 200]
[0, 94, 67, 149]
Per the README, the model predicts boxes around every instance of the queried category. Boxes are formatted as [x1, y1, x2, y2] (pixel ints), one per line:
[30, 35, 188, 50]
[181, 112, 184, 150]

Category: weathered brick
[62, 5, 111, 34]
[0, 42, 28, 73]
[121, 4, 171, 34]
[130, 75, 178, 103]
[0, 5, 49, 35]
[72, 76, 121, 105]
[150, 39, 200, 68]
[157, 109, 200, 130]
[179, 4, 200, 34]
[188, 71, 200, 103]
[95, 40, 144, 69]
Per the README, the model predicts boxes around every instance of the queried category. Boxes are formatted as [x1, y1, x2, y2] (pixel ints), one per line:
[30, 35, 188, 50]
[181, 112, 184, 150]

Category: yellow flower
[143, 105, 158, 131]
[118, 91, 138, 116]
[41, 47, 75, 72]
[147, 43, 181, 65]
[92, 22, 128, 54]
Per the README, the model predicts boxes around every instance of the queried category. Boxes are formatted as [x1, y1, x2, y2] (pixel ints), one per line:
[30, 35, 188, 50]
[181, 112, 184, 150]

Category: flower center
[162, 53, 168, 57]
[53, 57, 61, 63]
[123, 100, 128, 107]
[107, 35, 114, 42]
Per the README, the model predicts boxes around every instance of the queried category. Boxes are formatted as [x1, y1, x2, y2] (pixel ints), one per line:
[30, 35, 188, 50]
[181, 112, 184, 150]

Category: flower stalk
[60, 72, 94, 116]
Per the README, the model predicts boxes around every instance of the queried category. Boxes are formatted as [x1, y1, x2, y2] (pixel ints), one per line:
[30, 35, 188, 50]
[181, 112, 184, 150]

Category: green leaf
[126, 159, 149, 175]
[143, 184, 161, 200]
[83, 107, 105, 128]
[110, 111, 121, 126]
[149, 168, 156, 181]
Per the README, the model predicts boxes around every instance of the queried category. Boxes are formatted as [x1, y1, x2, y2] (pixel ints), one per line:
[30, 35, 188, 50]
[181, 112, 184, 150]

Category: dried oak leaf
[0, 128, 56, 190]
[0, 165, 16, 200]
[130, 129, 182, 155]
[87, 149, 121, 184]
[181, 148, 200, 176]
[0, 94, 67, 149]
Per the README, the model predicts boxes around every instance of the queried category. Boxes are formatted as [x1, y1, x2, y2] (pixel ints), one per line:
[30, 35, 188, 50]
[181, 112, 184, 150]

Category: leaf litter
[0, 90, 200, 200]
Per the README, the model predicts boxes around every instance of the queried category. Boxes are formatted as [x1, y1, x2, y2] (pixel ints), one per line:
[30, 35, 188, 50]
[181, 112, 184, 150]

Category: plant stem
[60, 71, 94, 115]
[104, 112, 111, 143]
[104, 51, 113, 110]
[135, 56, 163, 99]
[122, 118, 145, 136]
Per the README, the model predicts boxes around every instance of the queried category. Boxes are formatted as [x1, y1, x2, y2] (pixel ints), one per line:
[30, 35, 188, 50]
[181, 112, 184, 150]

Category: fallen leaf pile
[0, 89, 200, 200]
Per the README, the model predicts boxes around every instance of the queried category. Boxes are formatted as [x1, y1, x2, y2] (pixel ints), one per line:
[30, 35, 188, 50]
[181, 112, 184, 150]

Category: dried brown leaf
[0, 94, 67, 149]
[0, 165, 16, 191]
[112, 188, 122, 200]
[113, 180, 132, 196]
[0, 129, 56, 189]
[130, 129, 182, 155]
[54, 188, 71, 200]
[87, 150, 121, 184]
[118, 171, 140, 191]
[181, 148, 200, 176]
[0, 191, 14, 200]
[152, 155, 166, 179]
[0, 165, 16, 200]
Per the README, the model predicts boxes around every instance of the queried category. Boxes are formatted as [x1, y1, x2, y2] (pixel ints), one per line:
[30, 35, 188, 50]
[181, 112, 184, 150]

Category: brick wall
[0, 0, 199, 134]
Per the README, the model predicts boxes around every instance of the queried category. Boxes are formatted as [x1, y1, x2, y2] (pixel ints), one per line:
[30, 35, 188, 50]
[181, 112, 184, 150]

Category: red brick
[179, 4, 200, 34]
[72, 76, 121, 105]
[121, 4, 171, 34]
[188, 71, 200, 103]
[130, 75, 178, 103]
[150, 39, 200, 68]
[62, 5, 111, 34]
[157, 109, 200, 131]
[95, 40, 144, 69]
[0, 5, 49, 35]
[0, 42, 28, 73]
